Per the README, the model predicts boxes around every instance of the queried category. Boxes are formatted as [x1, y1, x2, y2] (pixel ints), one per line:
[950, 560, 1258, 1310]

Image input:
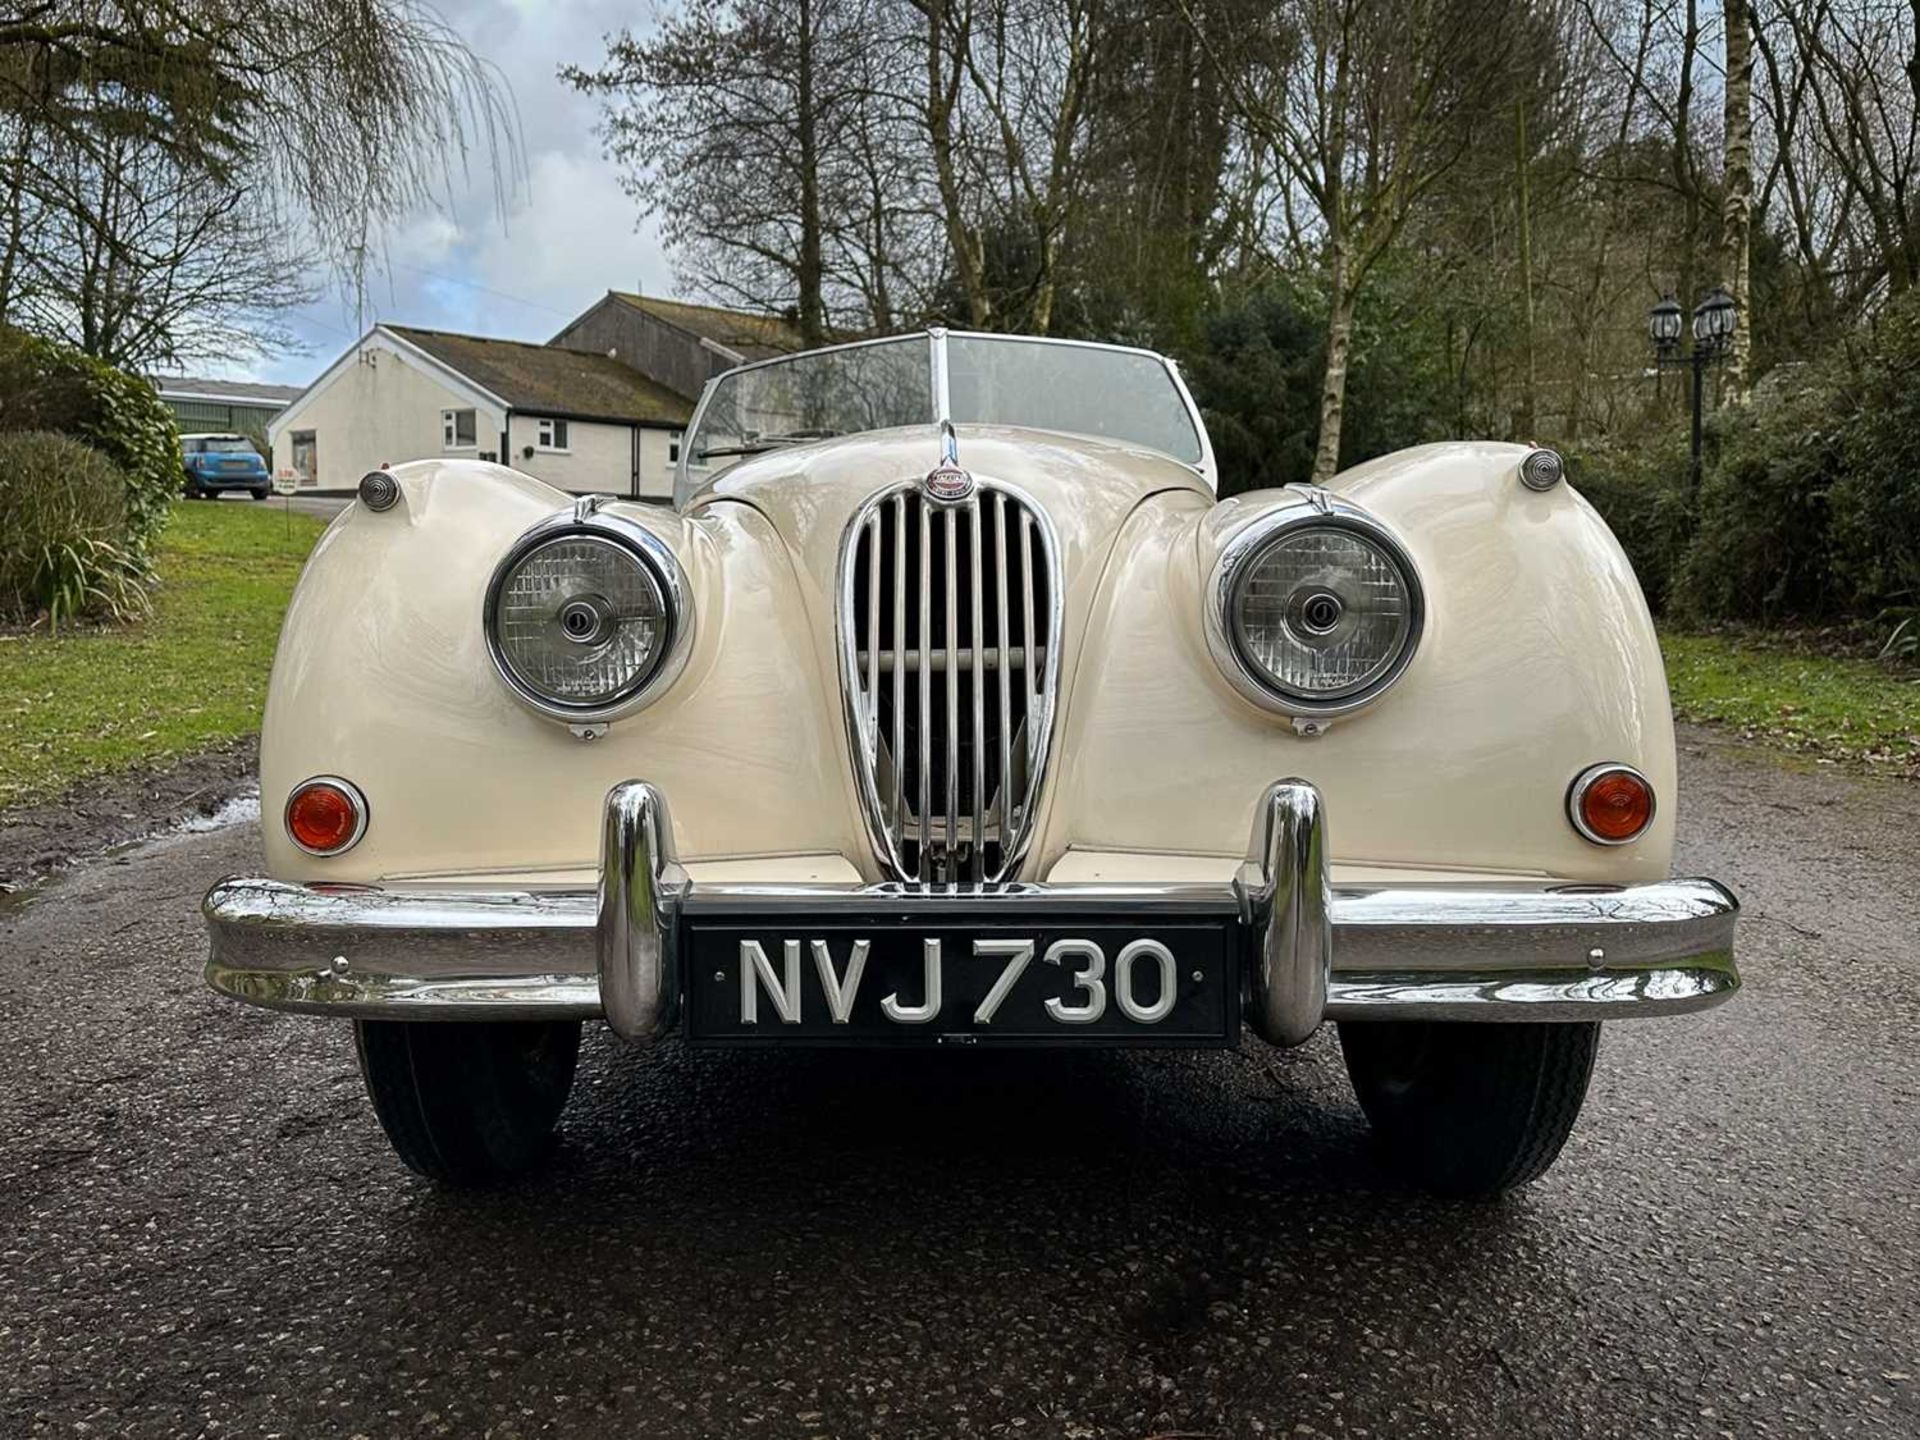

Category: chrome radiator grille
[840, 482, 1059, 884]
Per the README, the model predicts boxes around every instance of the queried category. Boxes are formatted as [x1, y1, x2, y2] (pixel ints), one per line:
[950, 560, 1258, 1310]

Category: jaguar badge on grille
[923, 462, 975, 503]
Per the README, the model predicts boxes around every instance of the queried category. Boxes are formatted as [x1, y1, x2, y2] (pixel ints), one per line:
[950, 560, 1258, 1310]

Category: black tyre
[1339, 1021, 1599, 1197]
[251, 486, 271, 500]
[354, 1019, 581, 1184]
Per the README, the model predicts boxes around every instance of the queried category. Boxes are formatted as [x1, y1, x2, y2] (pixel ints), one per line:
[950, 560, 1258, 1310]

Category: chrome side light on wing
[483, 506, 693, 723]
[1205, 496, 1424, 718]
[1519, 447, 1565, 491]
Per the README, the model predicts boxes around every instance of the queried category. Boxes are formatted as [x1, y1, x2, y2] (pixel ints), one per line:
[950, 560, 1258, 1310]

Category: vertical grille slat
[967, 497, 986, 883]
[943, 506, 960, 860]
[864, 512, 880, 729]
[1019, 510, 1039, 776]
[845, 480, 1055, 884]
[890, 494, 906, 840]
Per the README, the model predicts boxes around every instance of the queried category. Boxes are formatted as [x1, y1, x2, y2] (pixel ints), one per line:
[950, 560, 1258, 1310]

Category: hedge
[1566, 430, 1695, 612]
[0, 326, 180, 573]
[1573, 288, 1920, 627]
[1830, 296, 1920, 610]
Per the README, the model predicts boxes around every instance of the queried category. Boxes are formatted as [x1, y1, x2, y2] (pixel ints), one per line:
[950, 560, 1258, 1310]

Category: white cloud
[239, 0, 669, 384]
[470, 150, 672, 337]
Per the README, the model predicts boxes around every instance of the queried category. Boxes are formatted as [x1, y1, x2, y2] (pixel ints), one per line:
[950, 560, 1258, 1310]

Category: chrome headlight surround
[483, 507, 693, 723]
[1204, 497, 1425, 718]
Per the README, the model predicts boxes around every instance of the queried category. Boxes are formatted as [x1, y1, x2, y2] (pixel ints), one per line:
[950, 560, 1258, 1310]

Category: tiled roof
[608, 293, 802, 359]
[385, 326, 693, 426]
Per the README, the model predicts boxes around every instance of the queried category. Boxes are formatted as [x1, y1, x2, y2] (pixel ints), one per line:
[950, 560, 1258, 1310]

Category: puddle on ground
[174, 788, 261, 834]
[0, 784, 263, 910]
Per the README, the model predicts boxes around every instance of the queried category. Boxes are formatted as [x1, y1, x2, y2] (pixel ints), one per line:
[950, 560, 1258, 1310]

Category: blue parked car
[182, 433, 272, 500]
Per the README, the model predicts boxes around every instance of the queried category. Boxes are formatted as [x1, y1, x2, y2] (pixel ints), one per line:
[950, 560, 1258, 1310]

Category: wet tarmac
[2, 728, 1914, 1438]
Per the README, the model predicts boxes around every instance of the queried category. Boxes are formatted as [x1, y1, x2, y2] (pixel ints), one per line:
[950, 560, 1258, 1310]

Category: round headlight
[1211, 506, 1423, 716]
[485, 516, 687, 719]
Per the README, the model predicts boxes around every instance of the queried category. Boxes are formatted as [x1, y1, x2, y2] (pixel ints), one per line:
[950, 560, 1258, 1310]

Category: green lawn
[1661, 630, 1920, 775]
[0, 500, 327, 807]
[4, 505, 1917, 810]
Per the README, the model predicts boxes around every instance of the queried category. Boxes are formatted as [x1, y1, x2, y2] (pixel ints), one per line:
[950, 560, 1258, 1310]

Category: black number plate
[685, 918, 1237, 1046]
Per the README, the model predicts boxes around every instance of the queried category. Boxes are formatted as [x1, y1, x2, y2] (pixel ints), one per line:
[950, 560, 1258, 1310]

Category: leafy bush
[1182, 278, 1454, 496]
[1567, 432, 1694, 610]
[1672, 360, 1851, 621]
[0, 326, 180, 570]
[1183, 287, 1325, 494]
[0, 431, 150, 629]
[1829, 292, 1920, 610]
[1880, 605, 1920, 661]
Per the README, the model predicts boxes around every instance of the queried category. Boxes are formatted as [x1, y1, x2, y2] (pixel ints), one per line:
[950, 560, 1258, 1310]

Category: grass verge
[0, 500, 327, 807]
[1661, 630, 1920, 776]
[4, 508, 1914, 811]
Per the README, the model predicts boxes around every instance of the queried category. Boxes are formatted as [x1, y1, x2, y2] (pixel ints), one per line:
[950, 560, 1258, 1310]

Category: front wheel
[250, 486, 271, 500]
[354, 1019, 581, 1185]
[1339, 1020, 1599, 1197]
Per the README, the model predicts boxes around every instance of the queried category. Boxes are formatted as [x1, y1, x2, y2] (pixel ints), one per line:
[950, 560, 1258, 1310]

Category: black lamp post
[1648, 286, 1738, 490]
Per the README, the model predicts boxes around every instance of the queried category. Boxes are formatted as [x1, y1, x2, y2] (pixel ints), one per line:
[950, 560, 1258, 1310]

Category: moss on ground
[1661, 630, 1920, 777]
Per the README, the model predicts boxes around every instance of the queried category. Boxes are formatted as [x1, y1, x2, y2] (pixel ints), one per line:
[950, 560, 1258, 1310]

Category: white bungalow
[266, 324, 698, 500]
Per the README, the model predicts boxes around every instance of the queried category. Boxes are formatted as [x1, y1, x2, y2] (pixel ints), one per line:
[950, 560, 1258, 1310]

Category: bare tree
[1074, 0, 1236, 339]
[0, 1, 521, 324]
[1190, 0, 1515, 480]
[568, 0, 934, 343]
[10, 99, 313, 368]
[912, 0, 996, 326]
[830, 8, 945, 329]
[953, 0, 1105, 332]
[1765, 0, 1919, 302]
[890, 0, 1116, 334]
[1721, 0, 1754, 398]
[543, 0, 1920, 458]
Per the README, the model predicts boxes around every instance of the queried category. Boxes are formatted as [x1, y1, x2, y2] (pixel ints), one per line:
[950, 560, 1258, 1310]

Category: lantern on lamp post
[1648, 293, 1683, 356]
[1648, 286, 1738, 492]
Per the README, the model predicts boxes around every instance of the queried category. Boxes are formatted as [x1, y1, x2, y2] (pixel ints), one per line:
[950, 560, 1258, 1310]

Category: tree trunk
[1308, 25, 1355, 487]
[922, 0, 991, 327]
[1721, 0, 1754, 402]
[1030, 223, 1056, 334]
[1514, 94, 1537, 439]
[0, 49, 35, 325]
[794, 0, 826, 347]
[1312, 239, 1355, 484]
[0, 133, 29, 322]
[1674, 0, 1702, 336]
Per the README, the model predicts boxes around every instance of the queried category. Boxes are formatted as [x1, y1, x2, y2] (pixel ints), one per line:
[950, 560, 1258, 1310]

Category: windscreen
[682, 332, 1202, 488]
[946, 336, 1203, 464]
[688, 335, 930, 474]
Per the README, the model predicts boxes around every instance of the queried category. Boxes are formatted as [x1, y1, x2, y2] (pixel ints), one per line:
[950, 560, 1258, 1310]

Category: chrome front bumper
[203, 780, 1741, 1044]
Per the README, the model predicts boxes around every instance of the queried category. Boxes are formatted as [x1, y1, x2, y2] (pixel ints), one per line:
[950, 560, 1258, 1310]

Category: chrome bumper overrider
[203, 780, 1740, 1043]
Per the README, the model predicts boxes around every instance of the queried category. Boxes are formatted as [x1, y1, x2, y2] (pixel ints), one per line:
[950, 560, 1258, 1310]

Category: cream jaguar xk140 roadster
[204, 330, 1739, 1195]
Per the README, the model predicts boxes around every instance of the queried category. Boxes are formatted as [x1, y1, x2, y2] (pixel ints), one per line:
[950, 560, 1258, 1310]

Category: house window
[668, 430, 682, 465]
[442, 408, 477, 449]
[536, 417, 570, 451]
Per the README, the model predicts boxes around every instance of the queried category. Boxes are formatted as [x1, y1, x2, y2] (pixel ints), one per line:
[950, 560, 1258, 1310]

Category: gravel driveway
[1, 727, 1914, 1438]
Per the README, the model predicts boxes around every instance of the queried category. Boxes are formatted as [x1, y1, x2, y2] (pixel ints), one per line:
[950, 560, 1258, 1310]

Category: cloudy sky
[243, 0, 673, 386]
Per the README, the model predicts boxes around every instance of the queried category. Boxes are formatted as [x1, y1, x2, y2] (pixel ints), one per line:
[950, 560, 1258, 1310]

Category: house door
[290, 430, 317, 487]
